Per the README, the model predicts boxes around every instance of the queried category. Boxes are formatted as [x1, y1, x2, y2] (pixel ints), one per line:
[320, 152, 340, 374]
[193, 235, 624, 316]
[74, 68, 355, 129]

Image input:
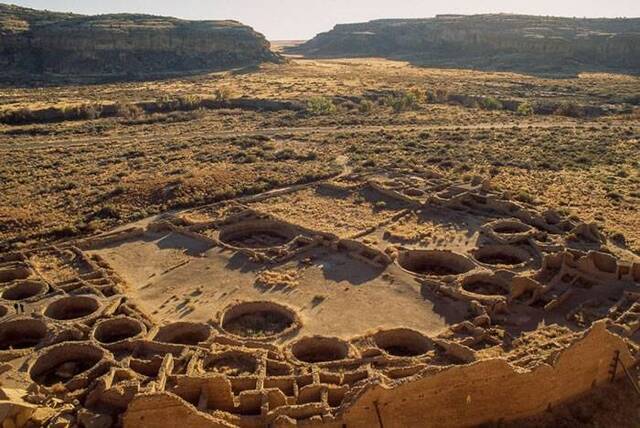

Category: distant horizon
[5, 1, 640, 40]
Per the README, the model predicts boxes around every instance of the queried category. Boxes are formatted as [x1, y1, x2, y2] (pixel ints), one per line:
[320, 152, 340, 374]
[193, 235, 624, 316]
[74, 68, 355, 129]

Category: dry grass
[0, 57, 638, 253]
[251, 186, 405, 238]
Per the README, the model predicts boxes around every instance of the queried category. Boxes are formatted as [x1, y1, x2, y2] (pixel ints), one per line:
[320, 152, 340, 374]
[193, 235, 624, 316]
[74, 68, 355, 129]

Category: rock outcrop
[0, 4, 281, 76]
[291, 14, 640, 74]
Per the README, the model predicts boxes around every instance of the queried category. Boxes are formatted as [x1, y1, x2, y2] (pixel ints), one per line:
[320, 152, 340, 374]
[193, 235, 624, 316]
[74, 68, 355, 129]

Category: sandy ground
[90, 230, 465, 343]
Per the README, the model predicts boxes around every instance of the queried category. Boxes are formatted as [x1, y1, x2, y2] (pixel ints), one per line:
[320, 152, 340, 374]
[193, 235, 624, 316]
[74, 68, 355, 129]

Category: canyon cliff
[291, 14, 640, 75]
[0, 4, 280, 77]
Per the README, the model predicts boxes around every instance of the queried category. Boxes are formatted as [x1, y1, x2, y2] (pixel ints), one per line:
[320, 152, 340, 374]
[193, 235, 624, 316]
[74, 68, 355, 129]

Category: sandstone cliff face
[0, 4, 280, 75]
[293, 14, 640, 74]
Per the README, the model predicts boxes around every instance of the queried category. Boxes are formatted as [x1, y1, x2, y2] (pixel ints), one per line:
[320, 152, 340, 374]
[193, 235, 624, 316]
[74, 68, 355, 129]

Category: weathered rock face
[292, 14, 640, 74]
[0, 4, 281, 75]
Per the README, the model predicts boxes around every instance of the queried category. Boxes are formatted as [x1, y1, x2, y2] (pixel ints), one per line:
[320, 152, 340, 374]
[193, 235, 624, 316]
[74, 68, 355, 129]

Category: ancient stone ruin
[0, 169, 638, 427]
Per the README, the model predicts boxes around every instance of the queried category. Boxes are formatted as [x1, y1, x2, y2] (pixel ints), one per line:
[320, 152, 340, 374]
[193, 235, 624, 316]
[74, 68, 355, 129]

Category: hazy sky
[9, 1, 640, 40]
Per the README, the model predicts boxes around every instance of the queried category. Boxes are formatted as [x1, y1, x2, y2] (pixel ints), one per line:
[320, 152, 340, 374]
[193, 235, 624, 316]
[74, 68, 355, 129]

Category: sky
[8, 0, 640, 40]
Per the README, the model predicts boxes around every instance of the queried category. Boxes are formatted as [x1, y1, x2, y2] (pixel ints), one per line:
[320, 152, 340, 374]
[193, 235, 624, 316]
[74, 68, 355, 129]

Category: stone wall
[342, 321, 633, 427]
[121, 321, 635, 427]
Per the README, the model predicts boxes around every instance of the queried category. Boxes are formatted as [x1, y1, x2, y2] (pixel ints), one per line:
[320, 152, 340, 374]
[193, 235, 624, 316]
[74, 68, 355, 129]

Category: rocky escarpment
[0, 4, 281, 77]
[291, 14, 640, 74]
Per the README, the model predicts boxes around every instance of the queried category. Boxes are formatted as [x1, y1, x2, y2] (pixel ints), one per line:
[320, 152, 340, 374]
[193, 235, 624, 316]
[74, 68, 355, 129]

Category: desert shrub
[479, 97, 503, 110]
[622, 95, 640, 105]
[177, 95, 201, 110]
[358, 99, 374, 114]
[49, 224, 79, 240]
[606, 191, 624, 201]
[214, 87, 234, 101]
[121, 110, 203, 125]
[0, 108, 35, 125]
[374, 201, 387, 210]
[146, 95, 202, 112]
[274, 148, 296, 160]
[610, 231, 626, 246]
[90, 205, 121, 220]
[436, 89, 450, 102]
[426, 88, 450, 103]
[150, 95, 202, 112]
[114, 102, 143, 119]
[554, 101, 584, 118]
[517, 102, 534, 116]
[307, 96, 337, 115]
[462, 97, 480, 109]
[63, 104, 101, 120]
[448, 94, 479, 108]
[425, 90, 436, 103]
[1, 104, 102, 124]
[515, 191, 535, 204]
[152, 95, 178, 112]
[386, 91, 419, 113]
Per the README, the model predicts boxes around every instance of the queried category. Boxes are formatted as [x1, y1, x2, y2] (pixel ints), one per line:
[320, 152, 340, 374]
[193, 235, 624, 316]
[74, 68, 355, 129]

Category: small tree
[307, 96, 337, 115]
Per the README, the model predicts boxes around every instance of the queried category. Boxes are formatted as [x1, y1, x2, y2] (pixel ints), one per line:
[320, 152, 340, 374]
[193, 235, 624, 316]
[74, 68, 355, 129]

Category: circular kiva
[1, 280, 48, 301]
[461, 273, 510, 297]
[289, 336, 351, 363]
[153, 322, 211, 346]
[92, 317, 146, 344]
[220, 301, 300, 340]
[44, 296, 101, 321]
[472, 245, 530, 267]
[398, 250, 475, 276]
[372, 328, 433, 357]
[0, 318, 48, 351]
[202, 351, 258, 376]
[29, 342, 104, 387]
[218, 219, 297, 249]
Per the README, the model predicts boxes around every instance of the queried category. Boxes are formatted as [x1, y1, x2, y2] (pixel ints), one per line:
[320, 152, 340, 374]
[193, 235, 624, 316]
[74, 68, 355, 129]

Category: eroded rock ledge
[290, 14, 640, 74]
[0, 4, 281, 76]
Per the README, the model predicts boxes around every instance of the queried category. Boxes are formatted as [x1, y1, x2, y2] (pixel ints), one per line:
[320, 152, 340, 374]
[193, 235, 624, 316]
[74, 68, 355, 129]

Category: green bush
[307, 96, 337, 115]
[358, 99, 374, 114]
[479, 97, 503, 110]
[516, 102, 534, 116]
[386, 91, 420, 113]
